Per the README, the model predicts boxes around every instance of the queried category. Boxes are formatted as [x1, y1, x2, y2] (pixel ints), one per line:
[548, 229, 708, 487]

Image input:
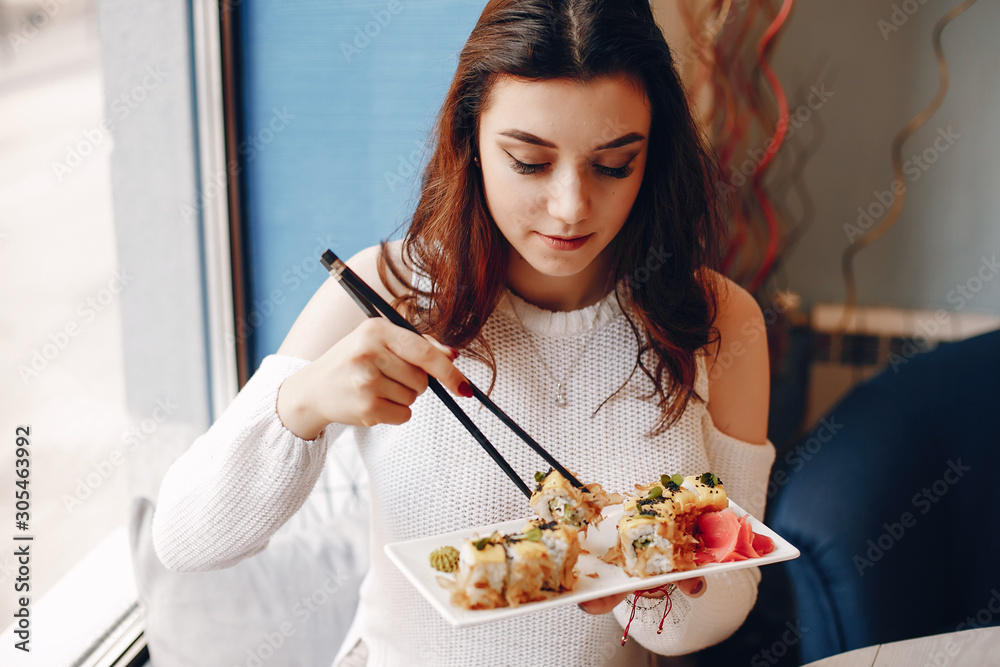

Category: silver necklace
[509, 295, 602, 406]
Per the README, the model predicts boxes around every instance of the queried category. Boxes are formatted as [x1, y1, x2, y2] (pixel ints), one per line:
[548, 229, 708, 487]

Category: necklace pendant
[555, 383, 566, 406]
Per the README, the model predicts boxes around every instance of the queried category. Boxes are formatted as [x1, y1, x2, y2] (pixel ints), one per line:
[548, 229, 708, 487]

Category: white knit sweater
[152, 288, 776, 667]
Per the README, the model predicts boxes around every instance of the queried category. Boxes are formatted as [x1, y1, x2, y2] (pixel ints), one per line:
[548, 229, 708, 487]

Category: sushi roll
[529, 468, 622, 531]
[613, 511, 699, 577]
[603, 472, 728, 577]
[451, 533, 507, 610]
[529, 520, 581, 592]
[626, 473, 727, 518]
[445, 519, 586, 609]
[503, 529, 553, 607]
[680, 472, 727, 513]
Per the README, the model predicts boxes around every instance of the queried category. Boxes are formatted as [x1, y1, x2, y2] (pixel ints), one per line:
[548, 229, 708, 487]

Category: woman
[152, 1, 774, 665]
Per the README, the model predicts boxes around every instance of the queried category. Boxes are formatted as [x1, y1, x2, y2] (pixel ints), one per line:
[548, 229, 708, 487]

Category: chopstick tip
[320, 249, 338, 269]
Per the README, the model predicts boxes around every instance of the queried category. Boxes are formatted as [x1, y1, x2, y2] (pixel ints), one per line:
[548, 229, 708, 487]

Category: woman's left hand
[577, 576, 706, 615]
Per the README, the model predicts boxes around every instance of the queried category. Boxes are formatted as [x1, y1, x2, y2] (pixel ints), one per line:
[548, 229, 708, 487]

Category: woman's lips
[536, 233, 592, 251]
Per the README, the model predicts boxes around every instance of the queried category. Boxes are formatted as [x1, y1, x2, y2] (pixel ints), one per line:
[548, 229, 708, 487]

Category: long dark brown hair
[379, 0, 726, 433]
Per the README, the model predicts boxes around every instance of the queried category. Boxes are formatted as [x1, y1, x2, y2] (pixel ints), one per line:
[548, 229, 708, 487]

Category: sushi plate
[384, 500, 799, 627]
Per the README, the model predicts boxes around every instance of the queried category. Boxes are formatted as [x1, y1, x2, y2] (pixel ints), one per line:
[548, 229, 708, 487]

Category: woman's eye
[595, 153, 638, 179]
[505, 152, 546, 175]
[595, 164, 634, 179]
[500, 149, 636, 178]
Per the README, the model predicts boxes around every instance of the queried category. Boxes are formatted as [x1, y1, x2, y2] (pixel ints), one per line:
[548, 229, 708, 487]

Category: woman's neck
[505, 251, 614, 311]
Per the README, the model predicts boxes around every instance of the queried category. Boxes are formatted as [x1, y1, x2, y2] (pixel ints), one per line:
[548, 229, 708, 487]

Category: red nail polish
[459, 381, 473, 398]
[446, 346, 460, 361]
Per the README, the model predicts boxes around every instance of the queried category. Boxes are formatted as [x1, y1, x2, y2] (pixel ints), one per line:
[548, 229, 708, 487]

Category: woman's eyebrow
[595, 132, 646, 151]
[497, 129, 646, 151]
[498, 129, 556, 148]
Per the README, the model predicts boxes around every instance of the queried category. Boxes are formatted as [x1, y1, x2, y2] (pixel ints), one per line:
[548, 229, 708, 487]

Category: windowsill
[0, 526, 138, 665]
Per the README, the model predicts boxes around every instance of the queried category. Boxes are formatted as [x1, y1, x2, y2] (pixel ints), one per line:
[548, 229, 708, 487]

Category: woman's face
[477, 74, 651, 305]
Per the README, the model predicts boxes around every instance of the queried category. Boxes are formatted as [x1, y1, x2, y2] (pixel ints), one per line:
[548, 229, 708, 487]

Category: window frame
[65, 0, 243, 663]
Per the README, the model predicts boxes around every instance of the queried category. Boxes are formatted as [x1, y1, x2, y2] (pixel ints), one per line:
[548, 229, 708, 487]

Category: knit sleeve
[151, 354, 348, 572]
[611, 567, 762, 655]
[610, 431, 775, 655]
[610, 357, 776, 656]
[702, 423, 776, 521]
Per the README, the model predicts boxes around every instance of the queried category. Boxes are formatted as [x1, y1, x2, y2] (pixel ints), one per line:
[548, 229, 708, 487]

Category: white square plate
[384, 500, 799, 627]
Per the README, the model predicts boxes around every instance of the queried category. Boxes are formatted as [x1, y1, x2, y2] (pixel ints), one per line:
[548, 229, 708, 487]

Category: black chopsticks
[320, 249, 586, 498]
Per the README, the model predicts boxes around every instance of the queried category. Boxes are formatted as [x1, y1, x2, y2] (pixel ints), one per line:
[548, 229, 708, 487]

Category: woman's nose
[546, 168, 591, 225]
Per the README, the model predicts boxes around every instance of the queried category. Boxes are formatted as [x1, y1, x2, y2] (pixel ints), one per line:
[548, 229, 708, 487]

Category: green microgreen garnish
[660, 473, 683, 490]
[699, 472, 722, 487]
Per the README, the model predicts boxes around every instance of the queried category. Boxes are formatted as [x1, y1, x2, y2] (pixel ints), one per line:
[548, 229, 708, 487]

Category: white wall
[654, 0, 1000, 316]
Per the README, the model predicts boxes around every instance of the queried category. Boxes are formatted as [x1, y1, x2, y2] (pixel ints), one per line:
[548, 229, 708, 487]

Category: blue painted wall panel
[238, 1, 485, 368]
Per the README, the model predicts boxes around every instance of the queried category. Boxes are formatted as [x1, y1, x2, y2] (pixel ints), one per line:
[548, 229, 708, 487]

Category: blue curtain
[237, 1, 486, 368]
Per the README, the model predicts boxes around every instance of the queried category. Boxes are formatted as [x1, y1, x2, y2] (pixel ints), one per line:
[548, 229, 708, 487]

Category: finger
[635, 587, 667, 599]
[578, 591, 627, 615]
[345, 359, 419, 417]
[367, 374, 420, 408]
[674, 576, 706, 598]
[383, 326, 470, 398]
[367, 347, 430, 397]
[359, 398, 411, 427]
[423, 334, 459, 361]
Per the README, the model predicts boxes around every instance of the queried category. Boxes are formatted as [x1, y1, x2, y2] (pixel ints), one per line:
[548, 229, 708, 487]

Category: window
[0, 0, 131, 642]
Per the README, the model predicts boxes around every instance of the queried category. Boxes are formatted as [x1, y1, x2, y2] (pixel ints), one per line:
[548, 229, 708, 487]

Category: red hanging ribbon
[621, 584, 675, 646]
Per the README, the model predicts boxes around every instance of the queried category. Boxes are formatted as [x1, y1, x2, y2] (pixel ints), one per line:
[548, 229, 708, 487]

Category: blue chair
[769, 329, 1000, 663]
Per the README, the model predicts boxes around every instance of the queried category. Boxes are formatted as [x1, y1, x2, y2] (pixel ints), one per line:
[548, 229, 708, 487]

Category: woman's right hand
[276, 317, 471, 440]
